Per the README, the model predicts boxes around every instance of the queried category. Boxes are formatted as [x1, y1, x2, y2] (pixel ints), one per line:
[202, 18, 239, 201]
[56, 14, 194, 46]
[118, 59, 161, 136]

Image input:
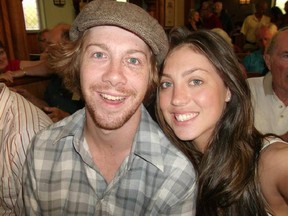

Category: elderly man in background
[13, 23, 85, 123]
[247, 27, 288, 141]
[241, 0, 271, 52]
[242, 24, 277, 76]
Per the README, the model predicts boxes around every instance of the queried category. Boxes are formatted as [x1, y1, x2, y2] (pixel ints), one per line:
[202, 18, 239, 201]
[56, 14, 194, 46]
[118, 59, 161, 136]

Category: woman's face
[159, 45, 231, 152]
[0, 48, 8, 73]
[193, 12, 200, 22]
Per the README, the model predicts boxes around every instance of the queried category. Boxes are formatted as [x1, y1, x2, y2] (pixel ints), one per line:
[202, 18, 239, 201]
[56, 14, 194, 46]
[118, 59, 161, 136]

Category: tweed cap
[70, 0, 168, 65]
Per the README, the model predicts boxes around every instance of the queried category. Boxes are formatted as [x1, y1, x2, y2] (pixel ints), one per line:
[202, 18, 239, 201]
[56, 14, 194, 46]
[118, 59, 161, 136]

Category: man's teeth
[101, 93, 124, 101]
[175, 113, 197, 122]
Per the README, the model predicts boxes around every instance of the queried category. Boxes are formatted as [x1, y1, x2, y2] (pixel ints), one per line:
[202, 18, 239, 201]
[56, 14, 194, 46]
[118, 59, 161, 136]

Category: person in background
[0, 83, 52, 215]
[269, 6, 284, 29]
[214, 1, 234, 35]
[248, 27, 288, 215]
[240, 0, 271, 52]
[156, 30, 275, 215]
[13, 23, 84, 122]
[0, 41, 47, 82]
[282, 1, 288, 27]
[211, 28, 247, 77]
[168, 26, 192, 48]
[242, 24, 277, 76]
[211, 28, 237, 51]
[38, 23, 71, 61]
[37, 28, 50, 60]
[247, 27, 288, 142]
[16, 0, 196, 215]
[186, 9, 202, 32]
[200, 1, 222, 30]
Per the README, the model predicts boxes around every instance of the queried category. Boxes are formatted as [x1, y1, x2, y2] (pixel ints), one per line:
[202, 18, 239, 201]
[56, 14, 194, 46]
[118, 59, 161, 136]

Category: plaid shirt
[17, 106, 197, 215]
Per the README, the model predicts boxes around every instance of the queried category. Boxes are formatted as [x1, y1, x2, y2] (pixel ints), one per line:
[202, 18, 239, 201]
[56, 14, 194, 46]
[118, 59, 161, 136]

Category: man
[242, 24, 277, 76]
[37, 28, 50, 57]
[16, 0, 196, 215]
[214, 1, 233, 35]
[200, 1, 222, 30]
[247, 27, 288, 142]
[0, 83, 52, 215]
[0, 41, 46, 82]
[39, 23, 71, 61]
[14, 23, 84, 123]
[283, 1, 288, 27]
[241, 0, 271, 52]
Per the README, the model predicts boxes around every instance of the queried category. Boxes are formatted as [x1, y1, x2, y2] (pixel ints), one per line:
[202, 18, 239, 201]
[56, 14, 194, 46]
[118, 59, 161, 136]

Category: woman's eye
[190, 79, 203, 86]
[93, 52, 105, 59]
[128, 57, 139, 65]
[160, 81, 173, 89]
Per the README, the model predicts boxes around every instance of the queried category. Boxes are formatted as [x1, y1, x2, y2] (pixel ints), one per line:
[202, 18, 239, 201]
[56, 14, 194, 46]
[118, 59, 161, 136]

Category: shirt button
[279, 105, 283, 108]
[280, 115, 284, 118]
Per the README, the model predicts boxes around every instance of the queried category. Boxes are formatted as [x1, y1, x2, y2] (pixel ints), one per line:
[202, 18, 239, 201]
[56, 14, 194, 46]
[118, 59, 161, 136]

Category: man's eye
[282, 53, 288, 59]
[94, 52, 104, 59]
[128, 58, 139, 65]
[160, 81, 173, 89]
[190, 79, 203, 86]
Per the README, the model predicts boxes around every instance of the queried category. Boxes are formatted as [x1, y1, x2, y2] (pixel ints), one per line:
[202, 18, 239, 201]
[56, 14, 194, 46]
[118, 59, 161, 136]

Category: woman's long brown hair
[156, 30, 268, 216]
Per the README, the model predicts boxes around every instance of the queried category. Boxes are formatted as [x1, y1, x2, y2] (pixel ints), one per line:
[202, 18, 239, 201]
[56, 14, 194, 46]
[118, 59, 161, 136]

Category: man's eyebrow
[84, 43, 148, 57]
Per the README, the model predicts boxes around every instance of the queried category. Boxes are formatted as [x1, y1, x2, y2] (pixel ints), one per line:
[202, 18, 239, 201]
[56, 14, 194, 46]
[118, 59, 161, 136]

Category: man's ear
[263, 54, 271, 71]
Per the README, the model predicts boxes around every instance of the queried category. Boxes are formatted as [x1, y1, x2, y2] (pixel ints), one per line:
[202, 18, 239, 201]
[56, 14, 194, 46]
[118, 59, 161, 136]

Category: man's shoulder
[33, 109, 85, 144]
[138, 116, 189, 159]
[245, 14, 255, 21]
[138, 110, 195, 175]
[247, 76, 264, 88]
[155, 129, 195, 175]
[247, 73, 273, 95]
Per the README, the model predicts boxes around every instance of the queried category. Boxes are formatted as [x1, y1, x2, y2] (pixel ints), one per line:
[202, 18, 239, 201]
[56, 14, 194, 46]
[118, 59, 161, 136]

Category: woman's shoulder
[259, 138, 288, 214]
[260, 138, 288, 173]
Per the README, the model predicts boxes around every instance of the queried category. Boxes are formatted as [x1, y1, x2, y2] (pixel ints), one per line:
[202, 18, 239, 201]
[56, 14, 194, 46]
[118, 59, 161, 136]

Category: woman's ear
[225, 88, 231, 102]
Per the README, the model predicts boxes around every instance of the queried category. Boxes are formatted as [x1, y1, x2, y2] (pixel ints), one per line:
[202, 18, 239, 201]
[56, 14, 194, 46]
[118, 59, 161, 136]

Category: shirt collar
[52, 108, 86, 145]
[52, 105, 165, 172]
[263, 72, 274, 95]
[131, 105, 164, 172]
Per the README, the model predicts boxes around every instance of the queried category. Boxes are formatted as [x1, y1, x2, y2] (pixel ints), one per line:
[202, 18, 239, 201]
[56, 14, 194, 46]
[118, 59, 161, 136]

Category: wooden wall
[27, 33, 41, 55]
[26, 0, 274, 56]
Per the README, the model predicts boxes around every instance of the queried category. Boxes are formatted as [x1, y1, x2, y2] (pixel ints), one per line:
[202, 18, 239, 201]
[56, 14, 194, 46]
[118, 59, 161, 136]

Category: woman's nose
[171, 85, 189, 106]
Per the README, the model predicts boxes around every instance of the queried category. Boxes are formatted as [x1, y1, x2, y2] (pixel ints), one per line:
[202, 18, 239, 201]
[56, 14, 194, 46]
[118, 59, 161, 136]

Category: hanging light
[239, 0, 250, 4]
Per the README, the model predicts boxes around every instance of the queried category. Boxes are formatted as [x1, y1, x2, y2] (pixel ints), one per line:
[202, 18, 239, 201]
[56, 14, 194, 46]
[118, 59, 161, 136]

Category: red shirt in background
[4, 60, 20, 72]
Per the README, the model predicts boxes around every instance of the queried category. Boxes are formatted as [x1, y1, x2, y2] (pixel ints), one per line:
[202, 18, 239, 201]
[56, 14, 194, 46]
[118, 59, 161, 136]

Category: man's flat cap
[70, 0, 169, 65]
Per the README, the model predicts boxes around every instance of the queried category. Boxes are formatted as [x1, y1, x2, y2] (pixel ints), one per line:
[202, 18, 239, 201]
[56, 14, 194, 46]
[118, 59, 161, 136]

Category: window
[275, 0, 287, 13]
[22, 0, 41, 31]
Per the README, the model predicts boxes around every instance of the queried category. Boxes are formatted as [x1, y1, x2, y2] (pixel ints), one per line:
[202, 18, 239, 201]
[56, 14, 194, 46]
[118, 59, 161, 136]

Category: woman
[186, 9, 203, 32]
[156, 30, 271, 215]
[0, 41, 46, 82]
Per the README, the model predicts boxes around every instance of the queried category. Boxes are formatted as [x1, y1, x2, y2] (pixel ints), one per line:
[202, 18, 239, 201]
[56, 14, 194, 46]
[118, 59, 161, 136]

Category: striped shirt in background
[0, 83, 52, 215]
